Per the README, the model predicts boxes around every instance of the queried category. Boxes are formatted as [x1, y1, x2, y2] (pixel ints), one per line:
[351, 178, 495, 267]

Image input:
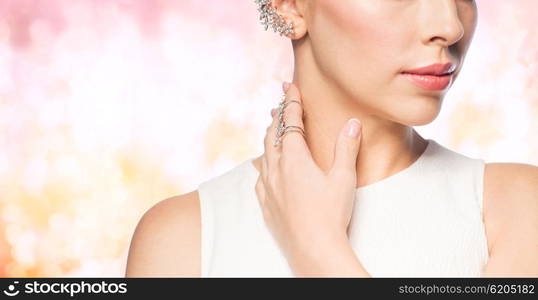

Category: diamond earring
[254, 0, 295, 38]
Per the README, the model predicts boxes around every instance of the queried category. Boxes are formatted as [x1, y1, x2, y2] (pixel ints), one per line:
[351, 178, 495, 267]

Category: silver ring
[280, 100, 302, 109]
[274, 125, 306, 147]
[273, 94, 304, 147]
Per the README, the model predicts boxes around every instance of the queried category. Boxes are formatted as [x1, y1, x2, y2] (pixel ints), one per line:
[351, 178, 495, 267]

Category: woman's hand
[255, 82, 367, 276]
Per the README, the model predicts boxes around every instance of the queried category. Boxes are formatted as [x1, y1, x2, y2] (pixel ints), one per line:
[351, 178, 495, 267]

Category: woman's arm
[286, 235, 371, 277]
[482, 163, 538, 277]
[125, 191, 201, 277]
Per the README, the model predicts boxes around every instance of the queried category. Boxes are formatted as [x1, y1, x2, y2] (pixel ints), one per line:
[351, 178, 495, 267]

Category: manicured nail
[282, 81, 290, 92]
[345, 118, 361, 138]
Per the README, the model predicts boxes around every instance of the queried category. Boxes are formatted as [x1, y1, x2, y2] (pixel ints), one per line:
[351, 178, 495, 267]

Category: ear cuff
[254, 0, 295, 37]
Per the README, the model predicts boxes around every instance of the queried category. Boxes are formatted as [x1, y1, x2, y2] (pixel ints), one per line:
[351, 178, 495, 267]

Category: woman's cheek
[318, 0, 381, 37]
[317, 0, 405, 60]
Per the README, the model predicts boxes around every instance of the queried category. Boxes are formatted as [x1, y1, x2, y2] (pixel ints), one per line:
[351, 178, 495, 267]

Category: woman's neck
[252, 53, 429, 189]
[280, 40, 428, 187]
[292, 69, 428, 188]
[252, 76, 428, 189]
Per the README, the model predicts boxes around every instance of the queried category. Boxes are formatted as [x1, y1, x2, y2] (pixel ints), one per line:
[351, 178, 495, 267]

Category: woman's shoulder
[483, 162, 538, 213]
[482, 162, 538, 265]
[125, 190, 201, 277]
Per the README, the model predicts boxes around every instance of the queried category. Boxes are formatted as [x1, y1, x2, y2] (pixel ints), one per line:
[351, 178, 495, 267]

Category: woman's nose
[420, 0, 465, 48]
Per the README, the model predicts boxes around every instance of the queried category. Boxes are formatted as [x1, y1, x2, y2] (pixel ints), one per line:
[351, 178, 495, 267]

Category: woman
[125, 0, 538, 277]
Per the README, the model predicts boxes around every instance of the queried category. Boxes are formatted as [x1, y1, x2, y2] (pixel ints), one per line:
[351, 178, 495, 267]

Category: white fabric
[197, 139, 489, 277]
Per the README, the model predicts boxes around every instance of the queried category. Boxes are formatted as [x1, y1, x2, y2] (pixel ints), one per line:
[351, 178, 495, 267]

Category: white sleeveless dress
[197, 139, 489, 277]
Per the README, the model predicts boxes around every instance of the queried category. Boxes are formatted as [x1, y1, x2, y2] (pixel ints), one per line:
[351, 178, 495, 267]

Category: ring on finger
[278, 101, 302, 120]
[274, 94, 304, 147]
[279, 128, 306, 143]
[277, 93, 302, 114]
[274, 125, 306, 146]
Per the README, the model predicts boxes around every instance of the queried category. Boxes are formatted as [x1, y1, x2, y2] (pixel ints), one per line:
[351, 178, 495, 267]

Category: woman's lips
[401, 62, 455, 91]
[400, 72, 453, 91]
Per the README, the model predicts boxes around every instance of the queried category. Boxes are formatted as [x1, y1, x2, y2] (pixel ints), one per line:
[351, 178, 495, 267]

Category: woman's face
[301, 0, 478, 125]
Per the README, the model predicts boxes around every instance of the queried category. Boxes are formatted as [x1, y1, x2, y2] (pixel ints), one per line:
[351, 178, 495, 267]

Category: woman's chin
[391, 97, 443, 126]
[404, 107, 442, 126]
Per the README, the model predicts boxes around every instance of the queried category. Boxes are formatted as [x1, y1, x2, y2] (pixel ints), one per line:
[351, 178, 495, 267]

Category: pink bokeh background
[0, 0, 536, 276]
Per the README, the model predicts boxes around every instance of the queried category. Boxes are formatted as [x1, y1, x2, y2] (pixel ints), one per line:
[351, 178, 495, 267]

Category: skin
[125, 0, 538, 277]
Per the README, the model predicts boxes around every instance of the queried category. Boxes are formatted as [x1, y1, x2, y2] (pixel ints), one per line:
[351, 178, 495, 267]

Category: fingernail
[271, 108, 277, 117]
[282, 81, 290, 92]
[345, 118, 361, 138]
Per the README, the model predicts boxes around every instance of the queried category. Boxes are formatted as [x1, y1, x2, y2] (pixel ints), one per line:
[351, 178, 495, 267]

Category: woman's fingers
[279, 83, 312, 162]
[330, 118, 362, 178]
[255, 174, 266, 207]
[255, 171, 273, 223]
[263, 102, 282, 169]
[261, 151, 268, 188]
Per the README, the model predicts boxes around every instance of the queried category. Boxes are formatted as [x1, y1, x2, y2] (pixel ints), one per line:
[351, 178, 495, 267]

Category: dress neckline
[355, 138, 435, 192]
[246, 138, 436, 192]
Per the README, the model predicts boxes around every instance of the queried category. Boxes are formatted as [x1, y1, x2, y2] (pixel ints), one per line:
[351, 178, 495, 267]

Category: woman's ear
[270, 0, 308, 39]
